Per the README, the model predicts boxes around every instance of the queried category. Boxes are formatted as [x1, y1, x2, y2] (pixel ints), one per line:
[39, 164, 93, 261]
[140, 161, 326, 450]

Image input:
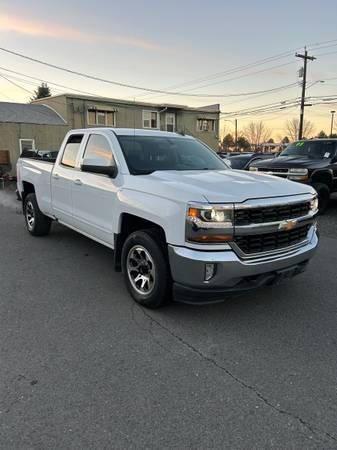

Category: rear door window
[83, 134, 113, 166]
[61, 135, 83, 168]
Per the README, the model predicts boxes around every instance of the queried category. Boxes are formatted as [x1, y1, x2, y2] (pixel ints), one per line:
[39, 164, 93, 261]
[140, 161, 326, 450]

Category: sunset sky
[1, 0, 337, 140]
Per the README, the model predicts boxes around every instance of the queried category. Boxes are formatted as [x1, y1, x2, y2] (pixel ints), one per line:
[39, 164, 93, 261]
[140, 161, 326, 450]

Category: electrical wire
[0, 73, 32, 95]
[0, 47, 298, 98]
[0, 56, 299, 99]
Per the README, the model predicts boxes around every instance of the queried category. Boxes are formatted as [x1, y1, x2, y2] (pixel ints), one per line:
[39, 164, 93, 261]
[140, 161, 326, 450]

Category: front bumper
[168, 227, 318, 304]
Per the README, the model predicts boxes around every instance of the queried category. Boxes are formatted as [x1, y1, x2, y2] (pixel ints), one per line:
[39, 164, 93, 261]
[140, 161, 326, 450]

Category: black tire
[312, 183, 330, 214]
[23, 193, 52, 236]
[121, 229, 171, 308]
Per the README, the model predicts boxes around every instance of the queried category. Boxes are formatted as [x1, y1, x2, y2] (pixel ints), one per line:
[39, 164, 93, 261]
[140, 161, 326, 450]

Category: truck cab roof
[67, 127, 193, 139]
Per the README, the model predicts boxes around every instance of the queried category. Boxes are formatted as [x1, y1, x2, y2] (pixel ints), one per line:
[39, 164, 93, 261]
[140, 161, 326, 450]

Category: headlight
[186, 203, 233, 243]
[310, 195, 319, 214]
[249, 166, 258, 172]
[288, 168, 308, 181]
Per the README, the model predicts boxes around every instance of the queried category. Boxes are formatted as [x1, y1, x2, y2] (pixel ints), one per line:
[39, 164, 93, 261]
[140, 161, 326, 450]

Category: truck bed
[17, 158, 54, 216]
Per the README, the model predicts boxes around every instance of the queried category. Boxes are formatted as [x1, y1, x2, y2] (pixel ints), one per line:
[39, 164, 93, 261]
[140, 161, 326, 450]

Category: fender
[115, 188, 186, 246]
[310, 168, 333, 189]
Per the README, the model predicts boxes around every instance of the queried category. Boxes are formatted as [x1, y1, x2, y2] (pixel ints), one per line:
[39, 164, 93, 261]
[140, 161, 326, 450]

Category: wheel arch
[21, 181, 35, 201]
[113, 213, 167, 271]
[311, 170, 333, 190]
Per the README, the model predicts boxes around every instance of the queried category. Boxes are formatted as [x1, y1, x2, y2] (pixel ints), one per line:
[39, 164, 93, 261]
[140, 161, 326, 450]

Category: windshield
[280, 140, 337, 159]
[117, 135, 228, 175]
[229, 155, 251, 169]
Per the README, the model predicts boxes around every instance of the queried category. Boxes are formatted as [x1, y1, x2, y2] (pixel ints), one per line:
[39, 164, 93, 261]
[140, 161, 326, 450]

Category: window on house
[166, 113, 175, 132]
[143, 111, 159, 129]
[19, 139, 35, 154]
[87, 109, 115, 126]
[197, 119, 215, 132]
[61, 134, 83, 168]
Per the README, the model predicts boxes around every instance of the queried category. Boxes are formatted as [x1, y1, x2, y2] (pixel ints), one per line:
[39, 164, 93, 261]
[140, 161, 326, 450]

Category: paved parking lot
[1, 187, 337, 449]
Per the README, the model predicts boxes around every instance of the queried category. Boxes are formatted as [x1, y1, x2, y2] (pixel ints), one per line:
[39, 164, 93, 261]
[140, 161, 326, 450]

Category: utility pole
[296, 48, 316, 140]
[330, 110, 336, 136]
[235, 119, 238, 151]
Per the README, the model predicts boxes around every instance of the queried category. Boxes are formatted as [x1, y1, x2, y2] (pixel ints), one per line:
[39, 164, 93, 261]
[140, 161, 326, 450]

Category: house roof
[32, 93, 220, 114]
[0, 102, 67, 125]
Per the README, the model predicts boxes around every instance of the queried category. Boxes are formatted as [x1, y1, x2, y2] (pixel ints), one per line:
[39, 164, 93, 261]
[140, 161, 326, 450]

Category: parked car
[250, 139, 337, 212]
[228, 153, 275, 170]
[17, 128, 318, 308]
[218, 153, 232, 166]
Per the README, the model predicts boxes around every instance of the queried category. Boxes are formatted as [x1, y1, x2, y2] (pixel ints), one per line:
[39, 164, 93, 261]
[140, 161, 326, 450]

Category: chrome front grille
[234, 224, 311, 255]
[234, 201, 311, 226]
[257, 167, 288, 177]
[232, 195, 316, 257]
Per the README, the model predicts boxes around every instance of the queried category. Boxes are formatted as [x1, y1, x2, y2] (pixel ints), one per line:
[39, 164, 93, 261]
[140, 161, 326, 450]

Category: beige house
[33, 94, 220, 149]
[0, 102, 68, 175]
[0, 95, 220, 175]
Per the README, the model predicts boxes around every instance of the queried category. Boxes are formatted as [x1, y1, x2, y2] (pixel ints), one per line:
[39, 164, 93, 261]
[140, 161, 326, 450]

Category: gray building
[0, 102, 68, 175]
[33, 94, 220, 150]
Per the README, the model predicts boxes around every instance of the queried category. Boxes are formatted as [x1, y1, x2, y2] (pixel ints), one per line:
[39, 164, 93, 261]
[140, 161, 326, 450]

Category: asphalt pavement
[1, 187, 337, 449]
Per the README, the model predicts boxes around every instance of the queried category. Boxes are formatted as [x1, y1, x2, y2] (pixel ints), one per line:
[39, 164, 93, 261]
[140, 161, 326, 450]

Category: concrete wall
[0, 123, 69, 175]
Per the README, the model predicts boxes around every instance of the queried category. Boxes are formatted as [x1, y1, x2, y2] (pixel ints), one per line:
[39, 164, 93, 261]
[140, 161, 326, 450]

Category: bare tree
[243, 121, 271, 150]
[285, 118, 315, 141]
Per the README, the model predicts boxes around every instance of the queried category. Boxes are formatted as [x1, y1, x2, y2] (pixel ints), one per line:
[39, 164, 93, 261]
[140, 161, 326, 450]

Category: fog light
[205, 263, 216, 281]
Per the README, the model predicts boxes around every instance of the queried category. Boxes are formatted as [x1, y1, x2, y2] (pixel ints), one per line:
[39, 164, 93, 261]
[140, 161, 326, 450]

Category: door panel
[51, 166, 75, 224]
[51, 134, 84, 225]
[72, 172, 117, 244]
[71, 134, 118, 245]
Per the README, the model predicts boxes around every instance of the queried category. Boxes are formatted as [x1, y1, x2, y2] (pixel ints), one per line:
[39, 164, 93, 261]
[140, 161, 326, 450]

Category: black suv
[250, 139, 337, 212]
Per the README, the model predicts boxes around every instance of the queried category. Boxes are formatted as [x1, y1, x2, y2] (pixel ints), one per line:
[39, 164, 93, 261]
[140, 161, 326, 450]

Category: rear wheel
[312, 183, 330, 214]
[23, 193, 51, 236]
[121, 230, 171, 308]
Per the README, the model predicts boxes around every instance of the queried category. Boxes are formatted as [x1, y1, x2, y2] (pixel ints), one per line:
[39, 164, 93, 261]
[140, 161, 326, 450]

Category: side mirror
[81, 158, 118, 178]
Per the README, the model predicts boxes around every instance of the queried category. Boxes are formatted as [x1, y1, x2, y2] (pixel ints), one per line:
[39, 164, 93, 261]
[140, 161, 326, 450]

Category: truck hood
[126, 170, 314, 204]
[252, 156, 330, 169]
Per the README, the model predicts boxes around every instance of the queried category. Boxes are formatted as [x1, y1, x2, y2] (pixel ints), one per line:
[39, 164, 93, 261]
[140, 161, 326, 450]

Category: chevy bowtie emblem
[278, 219, 298, 231]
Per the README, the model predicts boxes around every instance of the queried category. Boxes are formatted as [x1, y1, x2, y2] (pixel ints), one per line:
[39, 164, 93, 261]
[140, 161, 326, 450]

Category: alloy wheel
[127, 245, 156, 295]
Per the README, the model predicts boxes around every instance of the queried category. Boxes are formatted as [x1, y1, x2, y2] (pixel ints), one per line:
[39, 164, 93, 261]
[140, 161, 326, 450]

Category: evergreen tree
[31, 83, 51, 101]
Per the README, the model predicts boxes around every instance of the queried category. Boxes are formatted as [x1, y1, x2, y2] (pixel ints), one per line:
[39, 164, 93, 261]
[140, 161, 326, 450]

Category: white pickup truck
[17, 128, 319, 308]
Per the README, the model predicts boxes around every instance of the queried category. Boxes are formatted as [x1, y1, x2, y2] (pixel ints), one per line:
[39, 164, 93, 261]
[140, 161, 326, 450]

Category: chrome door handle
[74, 179, 83, 185]
[52, 173, 59, 179]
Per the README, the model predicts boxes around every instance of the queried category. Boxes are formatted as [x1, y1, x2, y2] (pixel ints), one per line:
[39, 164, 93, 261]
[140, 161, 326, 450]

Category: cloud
[0, 13, 161, 51]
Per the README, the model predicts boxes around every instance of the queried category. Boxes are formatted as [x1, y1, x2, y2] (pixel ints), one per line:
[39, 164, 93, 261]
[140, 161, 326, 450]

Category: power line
[136, 50, 297, 100]
[140, 39, 337, 101]
[0, 72, 64, 93]
[219, 83, 300, 109]
[0, 66, 101, 96]
[315, 49, 337, 58]
[171, 61, 297, 94]
[0, 46, 298, 98]
[142, 61, 296, 102]
[222, 96, 299, 114]
[0, 73, 32, 95]
[0, 55, 299, 99]
[308, 38, 337, 49]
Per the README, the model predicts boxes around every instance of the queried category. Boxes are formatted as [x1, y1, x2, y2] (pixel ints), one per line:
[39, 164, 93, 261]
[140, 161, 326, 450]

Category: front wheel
[23, 193, 52, 236]
[121, 230, 171, 308]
